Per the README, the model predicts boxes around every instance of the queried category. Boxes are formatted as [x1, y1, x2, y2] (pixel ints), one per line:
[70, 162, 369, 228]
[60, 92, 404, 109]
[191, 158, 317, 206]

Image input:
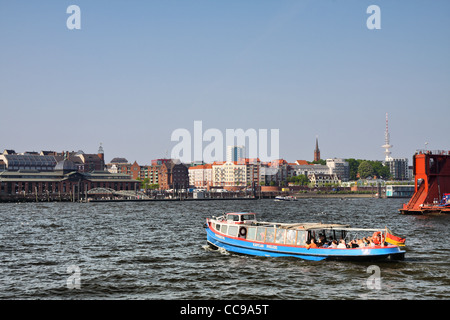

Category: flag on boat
[385, 228, 406, 246]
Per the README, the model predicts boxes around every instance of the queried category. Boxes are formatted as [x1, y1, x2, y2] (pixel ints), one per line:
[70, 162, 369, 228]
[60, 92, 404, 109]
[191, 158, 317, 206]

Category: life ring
[239, 227, 247, 237]
[372, 231, 381, 245]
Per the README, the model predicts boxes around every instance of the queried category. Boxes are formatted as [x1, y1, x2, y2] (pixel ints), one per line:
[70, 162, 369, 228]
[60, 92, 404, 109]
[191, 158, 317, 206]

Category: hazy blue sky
[1, 0, 449, 164]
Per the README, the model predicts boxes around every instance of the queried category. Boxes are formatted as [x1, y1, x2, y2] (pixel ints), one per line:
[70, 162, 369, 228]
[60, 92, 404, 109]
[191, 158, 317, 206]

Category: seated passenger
[372, 232, 381, 245]
[329, 240, 338, 248]
[363, 237, 370, 246]
[349, 239, 358, 248]
[306, 239, 318, 249]
[318, 234, 326, 244]
[337, 239, 347, 248]
[327, 236, 335, 246]
[357, 239, 366, 248]
[317, 237, 326, 247]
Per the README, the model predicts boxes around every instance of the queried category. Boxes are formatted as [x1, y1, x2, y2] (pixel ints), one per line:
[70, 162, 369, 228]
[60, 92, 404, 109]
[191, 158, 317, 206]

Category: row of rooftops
[188, 159, 324, 170]
[0, 148, 105, 174]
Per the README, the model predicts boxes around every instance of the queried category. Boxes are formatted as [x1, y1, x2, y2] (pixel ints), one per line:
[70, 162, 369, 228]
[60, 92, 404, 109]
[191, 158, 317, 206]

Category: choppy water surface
[0, 198, 449, 300]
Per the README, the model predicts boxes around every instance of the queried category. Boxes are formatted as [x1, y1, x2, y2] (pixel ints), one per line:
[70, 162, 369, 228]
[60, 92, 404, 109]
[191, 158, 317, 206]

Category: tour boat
[274, 196, 297, 201]
[205, 212, 406, 261]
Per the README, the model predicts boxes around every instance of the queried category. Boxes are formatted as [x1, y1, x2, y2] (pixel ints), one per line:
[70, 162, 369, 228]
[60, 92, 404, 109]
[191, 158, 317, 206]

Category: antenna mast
[381, 113, 393, 161]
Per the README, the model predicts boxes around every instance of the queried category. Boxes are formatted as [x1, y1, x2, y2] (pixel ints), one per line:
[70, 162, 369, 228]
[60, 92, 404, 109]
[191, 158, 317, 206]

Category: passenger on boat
[357, 239, 366, 248]
[328, 240, 338, 248]
[306, 239, 318, 249]
[337, 239, 347, 248]
[326, 236, 335, 247]
[317, 238, 326, 247]
[363, 237, 370, 246]
[372, 232, 382, 245]
[349, 239, 359, 248]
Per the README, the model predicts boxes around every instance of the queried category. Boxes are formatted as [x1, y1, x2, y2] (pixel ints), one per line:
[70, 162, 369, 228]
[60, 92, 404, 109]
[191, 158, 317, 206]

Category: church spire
[314, 136, 321, 162]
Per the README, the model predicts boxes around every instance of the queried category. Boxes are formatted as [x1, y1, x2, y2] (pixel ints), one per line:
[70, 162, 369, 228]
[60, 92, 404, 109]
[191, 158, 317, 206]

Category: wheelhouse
[225, 212, 257, 225]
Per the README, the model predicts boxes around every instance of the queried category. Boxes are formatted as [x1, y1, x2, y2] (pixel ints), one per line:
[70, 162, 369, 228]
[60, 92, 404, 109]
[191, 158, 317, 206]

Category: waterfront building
[0, 147, 105, 174]
[263, 159, 290, 186]
[53, 147, 105, 173]
[212, 161, 247, 187]
[106, 157, 129, 173]
[113, 158, 188, 188]
[386, 185, 414, 198]
[226, 145, 245, 162]
[243, 158, 264, 188]
[0, 145, 140, 201]
[129, 161, 141, 180]
[308, 173, 340, 188]
[292, 163, 329, 177]
[151, 158, 172, 166]
[210, 158, 264, 188]
[188, 164, 212, 188]
[0, 163, 139, 200]
[0, 152, 57, 172]
[385, 157, 409, 181]
[158, 161, 189, 190]
[326, 158, 350, 182]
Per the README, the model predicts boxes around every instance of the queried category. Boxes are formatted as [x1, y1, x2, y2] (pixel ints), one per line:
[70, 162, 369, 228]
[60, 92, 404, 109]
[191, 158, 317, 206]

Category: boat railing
[416, 149, 450, 156]
[212, 217, 385, 233]
[210, 218, 388, 245]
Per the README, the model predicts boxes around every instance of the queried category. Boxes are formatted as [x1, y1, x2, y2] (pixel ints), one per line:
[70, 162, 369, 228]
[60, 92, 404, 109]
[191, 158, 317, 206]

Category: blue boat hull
[206, 226, 405, 261]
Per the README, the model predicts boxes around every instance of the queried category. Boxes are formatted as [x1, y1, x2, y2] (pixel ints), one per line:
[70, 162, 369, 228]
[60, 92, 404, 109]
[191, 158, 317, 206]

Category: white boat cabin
[224, 212, 257, 225]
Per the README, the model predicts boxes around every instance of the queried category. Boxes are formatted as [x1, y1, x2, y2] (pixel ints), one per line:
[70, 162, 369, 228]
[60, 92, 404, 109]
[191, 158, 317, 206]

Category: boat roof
[271, 222, 351, 230]
[226, 212, 256, 215]
[257, 221, 384, 232]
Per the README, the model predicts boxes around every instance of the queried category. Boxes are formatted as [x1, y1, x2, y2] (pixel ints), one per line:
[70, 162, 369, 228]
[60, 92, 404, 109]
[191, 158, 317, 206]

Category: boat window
[215, 223, 221, 231]
[247, 226, 256, 240]
[256, 227, 266, 242]
[296, 231, 306, 245]
[221, 225, 228, 234]
[228, 225, 238, 237]
[266, 228, 275, 243]
[275, 229, 285, 244]
[242, 214, 256, 221]
[286, 229, 296, 245]
[227, 215, 240, 222]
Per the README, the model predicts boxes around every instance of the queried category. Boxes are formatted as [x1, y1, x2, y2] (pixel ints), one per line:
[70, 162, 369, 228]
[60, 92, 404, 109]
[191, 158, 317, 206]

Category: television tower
[381, 113, 393, 161]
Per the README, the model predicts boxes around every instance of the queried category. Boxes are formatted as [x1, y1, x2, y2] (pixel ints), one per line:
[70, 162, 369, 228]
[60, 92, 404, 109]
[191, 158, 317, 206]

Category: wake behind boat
[205, 212, 406, 261]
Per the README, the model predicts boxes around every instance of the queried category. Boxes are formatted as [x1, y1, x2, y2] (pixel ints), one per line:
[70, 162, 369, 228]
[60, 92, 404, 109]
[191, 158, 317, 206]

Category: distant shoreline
[0, 192, 408, 203]
[293, 193, 376, 198]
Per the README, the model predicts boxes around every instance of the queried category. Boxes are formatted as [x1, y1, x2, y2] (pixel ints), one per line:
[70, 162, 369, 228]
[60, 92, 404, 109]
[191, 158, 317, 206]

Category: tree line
[345, 159, 391, 180]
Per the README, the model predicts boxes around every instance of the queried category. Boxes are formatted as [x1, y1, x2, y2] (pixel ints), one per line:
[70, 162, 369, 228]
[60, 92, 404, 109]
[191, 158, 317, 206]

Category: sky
[1, 0, 449, 164]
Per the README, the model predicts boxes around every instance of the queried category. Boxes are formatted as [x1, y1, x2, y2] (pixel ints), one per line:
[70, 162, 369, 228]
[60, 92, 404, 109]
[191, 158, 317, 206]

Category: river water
[0, 198, 448, 301]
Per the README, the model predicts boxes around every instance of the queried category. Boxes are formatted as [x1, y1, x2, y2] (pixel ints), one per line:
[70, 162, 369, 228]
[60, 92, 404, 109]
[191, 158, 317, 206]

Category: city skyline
[1, 1, 449, 164]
